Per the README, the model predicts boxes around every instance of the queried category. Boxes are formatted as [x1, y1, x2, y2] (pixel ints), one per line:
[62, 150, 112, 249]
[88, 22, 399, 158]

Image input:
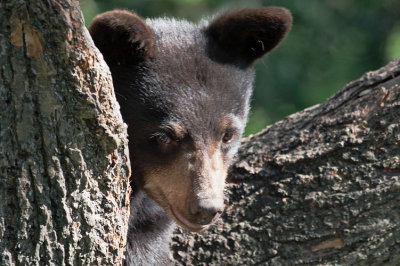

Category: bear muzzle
[188, 198, 224, 225]
[171, 197, 224, 232]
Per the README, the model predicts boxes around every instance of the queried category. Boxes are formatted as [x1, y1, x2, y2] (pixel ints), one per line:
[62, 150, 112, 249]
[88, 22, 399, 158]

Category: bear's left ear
[205, 7, 292, 66]
[89, 10, 154, 66]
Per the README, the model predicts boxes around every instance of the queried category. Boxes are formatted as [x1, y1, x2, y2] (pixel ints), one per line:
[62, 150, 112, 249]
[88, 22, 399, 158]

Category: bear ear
[205, 7, 292, 66]
[89, 10, 154, 66]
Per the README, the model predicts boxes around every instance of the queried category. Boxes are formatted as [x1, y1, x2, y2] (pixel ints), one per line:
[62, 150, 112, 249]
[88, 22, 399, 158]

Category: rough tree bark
[172, 58, 400, 265]
[0, 1, 130, 265]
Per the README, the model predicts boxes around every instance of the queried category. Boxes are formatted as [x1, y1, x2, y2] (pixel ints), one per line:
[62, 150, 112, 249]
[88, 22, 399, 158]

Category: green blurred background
[80, 0, 400, 136]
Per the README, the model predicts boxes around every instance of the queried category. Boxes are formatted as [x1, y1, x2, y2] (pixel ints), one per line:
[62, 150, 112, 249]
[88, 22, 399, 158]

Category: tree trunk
[172, 58, 400, 265]
[0, 1, 130, 265]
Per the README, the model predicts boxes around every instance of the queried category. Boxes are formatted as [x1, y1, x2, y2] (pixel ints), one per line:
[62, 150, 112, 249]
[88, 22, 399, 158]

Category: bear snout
[188, 198, 224, 225]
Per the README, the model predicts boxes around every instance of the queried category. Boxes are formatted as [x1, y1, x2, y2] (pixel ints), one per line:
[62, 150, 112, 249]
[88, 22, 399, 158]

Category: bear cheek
[141, 154, 192, 214]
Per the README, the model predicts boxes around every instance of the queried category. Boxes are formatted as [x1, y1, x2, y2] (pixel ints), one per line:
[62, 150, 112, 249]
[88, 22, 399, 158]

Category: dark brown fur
[89, 7, 292, 265]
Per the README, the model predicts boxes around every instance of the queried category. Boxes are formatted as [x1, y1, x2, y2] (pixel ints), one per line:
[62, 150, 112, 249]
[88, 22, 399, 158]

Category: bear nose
[189, 198, 224, 225]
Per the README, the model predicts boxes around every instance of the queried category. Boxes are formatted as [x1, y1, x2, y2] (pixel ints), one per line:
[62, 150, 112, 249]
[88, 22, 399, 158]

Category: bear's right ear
[89, 10, 154, 66]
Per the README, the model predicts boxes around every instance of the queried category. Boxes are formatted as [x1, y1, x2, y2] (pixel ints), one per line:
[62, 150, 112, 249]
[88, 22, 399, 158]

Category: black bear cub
[89, 7, 291, 265]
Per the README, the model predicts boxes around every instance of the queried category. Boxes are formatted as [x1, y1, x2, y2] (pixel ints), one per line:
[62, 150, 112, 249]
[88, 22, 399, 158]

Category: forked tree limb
[172, 58, 400, 265]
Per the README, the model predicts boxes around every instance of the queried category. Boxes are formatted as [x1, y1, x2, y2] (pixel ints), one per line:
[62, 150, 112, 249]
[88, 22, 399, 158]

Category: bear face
[89, 7, 291, 233]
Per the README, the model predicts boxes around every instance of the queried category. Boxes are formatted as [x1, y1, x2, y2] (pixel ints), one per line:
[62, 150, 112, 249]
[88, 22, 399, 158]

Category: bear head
[89, 7, 292, 232]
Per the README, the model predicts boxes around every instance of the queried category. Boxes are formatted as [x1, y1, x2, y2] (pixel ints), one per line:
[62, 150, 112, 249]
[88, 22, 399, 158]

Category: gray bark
[172, 58, 400, 265]
[0, 1, 130, 265]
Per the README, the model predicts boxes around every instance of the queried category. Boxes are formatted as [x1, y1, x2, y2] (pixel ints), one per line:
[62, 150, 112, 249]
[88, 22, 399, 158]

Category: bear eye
[150, 131, 184, 150]
[222, 130, 236, 144]
[151, 132, 173, 145]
